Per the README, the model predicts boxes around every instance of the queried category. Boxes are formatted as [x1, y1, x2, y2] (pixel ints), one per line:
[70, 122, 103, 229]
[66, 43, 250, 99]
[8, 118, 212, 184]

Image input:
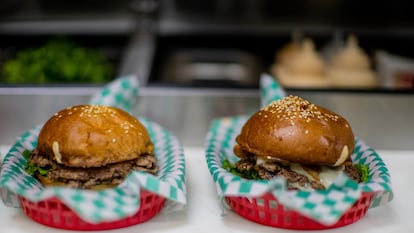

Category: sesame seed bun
[234, 95, 354, 167]
[36, 105, 154, 168]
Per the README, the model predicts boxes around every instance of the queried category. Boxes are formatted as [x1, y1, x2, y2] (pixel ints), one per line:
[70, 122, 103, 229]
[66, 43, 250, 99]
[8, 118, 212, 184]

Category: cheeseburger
[25, 104, 158, 189]
[231, 95, 364, 190]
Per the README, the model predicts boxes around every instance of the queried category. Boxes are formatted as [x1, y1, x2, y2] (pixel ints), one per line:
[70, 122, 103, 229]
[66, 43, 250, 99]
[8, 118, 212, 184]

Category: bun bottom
[36, 175, 117, 190]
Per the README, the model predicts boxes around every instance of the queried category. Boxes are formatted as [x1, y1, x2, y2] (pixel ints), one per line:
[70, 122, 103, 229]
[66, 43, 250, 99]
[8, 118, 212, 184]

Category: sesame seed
[261, 95, 339, 123]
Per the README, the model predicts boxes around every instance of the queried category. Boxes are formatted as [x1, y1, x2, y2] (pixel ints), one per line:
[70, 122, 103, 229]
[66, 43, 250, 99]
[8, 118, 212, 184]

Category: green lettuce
[355, 163, 370, 182]
[1, 37, 114, 84]
[22, 150, 50, 176]
[222, 159, 261, 180]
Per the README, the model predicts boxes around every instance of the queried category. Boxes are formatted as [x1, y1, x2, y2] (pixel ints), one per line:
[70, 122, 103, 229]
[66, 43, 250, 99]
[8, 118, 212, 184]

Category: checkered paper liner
[88, 74, 140, 111]
[0, 75, 187, 223]
[204, 74, 393, 226]
[260, 73, 287, 107]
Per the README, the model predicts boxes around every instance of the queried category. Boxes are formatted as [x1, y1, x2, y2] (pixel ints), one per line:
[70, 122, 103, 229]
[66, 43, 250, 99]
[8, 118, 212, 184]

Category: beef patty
[29, 149, 158, 189]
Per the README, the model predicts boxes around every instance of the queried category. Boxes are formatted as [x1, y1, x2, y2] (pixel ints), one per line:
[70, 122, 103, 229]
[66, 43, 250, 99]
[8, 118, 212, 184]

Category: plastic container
[226, 191, 374, 230]
[18, 190, 166, 231]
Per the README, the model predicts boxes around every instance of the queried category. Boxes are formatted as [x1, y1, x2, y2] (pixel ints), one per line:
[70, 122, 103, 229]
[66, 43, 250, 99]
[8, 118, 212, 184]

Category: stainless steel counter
[0, 86, 412, 150]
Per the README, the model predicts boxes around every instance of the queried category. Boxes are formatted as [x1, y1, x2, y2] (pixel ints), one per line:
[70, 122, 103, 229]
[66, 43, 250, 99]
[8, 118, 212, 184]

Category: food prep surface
[0, 146, 413, 233]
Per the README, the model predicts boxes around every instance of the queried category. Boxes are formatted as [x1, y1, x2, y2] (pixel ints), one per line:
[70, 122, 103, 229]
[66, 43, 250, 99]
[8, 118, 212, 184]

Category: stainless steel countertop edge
[0, 86, 260, 97]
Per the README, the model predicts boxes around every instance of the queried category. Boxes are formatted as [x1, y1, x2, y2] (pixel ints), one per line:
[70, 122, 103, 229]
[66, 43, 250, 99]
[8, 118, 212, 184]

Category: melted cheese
[257, 157, 342, 190]
[256, 157, 266, 165]
[319, 166, 342, 187]
[291, 163, 342, 189]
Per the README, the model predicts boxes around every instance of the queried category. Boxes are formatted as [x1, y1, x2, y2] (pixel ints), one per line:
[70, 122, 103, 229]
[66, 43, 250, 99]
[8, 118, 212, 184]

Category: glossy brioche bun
[36, 104, 154, 168]
[235, 95, 354, 167]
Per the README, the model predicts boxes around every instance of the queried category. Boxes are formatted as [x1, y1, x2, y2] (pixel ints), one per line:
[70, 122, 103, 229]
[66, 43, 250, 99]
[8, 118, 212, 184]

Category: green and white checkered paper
[0, 75, 187, 223]
[205, 74, 393, 225]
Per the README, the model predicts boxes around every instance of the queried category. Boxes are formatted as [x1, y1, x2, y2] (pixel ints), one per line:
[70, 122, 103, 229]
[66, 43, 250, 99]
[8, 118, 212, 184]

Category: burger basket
[0, 76, 187, 231]
[205, 115, 393, 230]
[18, 190, 165, 231]
[225, 191, 373, 230]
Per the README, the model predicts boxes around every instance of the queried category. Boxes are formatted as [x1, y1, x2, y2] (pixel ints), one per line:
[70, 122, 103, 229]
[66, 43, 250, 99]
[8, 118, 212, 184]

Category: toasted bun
[37, 105, 154, 168]
[235, 95, 354, 167]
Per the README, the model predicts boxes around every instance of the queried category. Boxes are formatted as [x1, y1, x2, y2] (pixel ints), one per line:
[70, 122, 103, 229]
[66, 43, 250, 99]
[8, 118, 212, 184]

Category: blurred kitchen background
[0, 0, 413, 149]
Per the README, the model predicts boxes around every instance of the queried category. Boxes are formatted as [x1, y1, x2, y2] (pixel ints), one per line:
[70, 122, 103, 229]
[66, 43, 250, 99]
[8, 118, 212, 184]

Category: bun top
[285, 38, 326, 76]
[37, 105, 154, 168]
[235, 95, 354, 167]
[331, 35, 371, 70]
[276, 41, 301, 66]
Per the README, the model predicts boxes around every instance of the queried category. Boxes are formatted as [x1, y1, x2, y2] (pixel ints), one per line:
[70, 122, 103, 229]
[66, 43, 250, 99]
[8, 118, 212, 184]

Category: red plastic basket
[226, 191, 374, 230]
[18, 190, 166, 231]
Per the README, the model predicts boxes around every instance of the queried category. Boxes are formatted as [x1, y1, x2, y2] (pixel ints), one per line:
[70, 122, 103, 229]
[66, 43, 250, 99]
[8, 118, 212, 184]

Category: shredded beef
[29, 149, 158, 189]
[234, 153, 361, 190]
[343, 161, 362, 183]
[234, 157, 256, 171]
